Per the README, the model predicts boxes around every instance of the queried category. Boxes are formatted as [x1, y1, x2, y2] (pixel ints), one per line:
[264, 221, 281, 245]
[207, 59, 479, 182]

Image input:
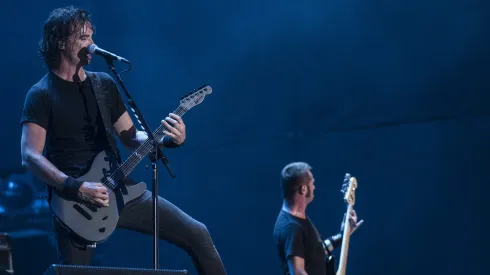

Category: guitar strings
[101, 100, 191, 190]
[103, 106, 187, 189]
[78, 91, 203, 209]
[116, 105, 187, 177]
[113, 106, 186, 178]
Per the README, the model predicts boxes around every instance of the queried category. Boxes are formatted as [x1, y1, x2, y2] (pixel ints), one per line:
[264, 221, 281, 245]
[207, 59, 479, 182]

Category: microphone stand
[103, 57, 176, 270]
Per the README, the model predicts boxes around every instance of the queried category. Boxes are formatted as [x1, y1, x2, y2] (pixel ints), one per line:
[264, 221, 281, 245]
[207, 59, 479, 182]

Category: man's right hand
[78, 182, 109, 207]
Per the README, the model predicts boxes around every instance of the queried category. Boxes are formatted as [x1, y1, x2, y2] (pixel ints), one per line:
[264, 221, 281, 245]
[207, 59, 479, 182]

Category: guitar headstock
[341, 173, 357, 206]
[180, 85, 212, 111]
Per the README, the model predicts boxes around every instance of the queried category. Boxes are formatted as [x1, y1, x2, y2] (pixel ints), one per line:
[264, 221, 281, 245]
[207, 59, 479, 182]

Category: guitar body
[49, 150, 147, 244]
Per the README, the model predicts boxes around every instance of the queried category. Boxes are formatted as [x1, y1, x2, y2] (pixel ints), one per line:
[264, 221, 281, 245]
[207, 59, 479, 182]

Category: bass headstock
[341, 173, 357, 206]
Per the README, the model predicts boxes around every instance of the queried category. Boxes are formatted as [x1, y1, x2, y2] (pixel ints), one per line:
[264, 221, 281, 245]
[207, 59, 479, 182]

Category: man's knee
[192, 221, 212, 241]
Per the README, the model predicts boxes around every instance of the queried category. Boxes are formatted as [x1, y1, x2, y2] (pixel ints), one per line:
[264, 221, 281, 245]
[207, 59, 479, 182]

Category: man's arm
[287, 256, 308, 275]
[282, 224, 308, 275]
[21, 122, 67, 188]
[21, 122, 109, 206]
[19, 87, 66, 187]
[113, 111, 185, 150]
[323, 233, 342, 254]
[324, 210, 364, 254]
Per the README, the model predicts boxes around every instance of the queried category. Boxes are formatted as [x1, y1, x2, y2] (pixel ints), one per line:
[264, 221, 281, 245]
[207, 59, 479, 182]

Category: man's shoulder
[86, 70, 114, 82]
[274, 212, 305, 238]
[277, 211, 305, 226]
[28, 73, 50, 94]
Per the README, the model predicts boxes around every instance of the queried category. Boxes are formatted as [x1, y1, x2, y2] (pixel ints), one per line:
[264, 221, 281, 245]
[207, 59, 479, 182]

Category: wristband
[162, 135, 184, 148]
[63, 176, 83, 200]
[330, 233, 343, 249]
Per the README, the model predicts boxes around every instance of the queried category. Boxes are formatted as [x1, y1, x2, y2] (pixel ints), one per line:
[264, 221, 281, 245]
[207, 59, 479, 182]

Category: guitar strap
[45, 71, 121, 202]
[87, 71, 122, 164]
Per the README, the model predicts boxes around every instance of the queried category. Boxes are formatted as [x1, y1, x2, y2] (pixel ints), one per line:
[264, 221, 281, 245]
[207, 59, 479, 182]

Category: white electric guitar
[336, 173, 358, 275]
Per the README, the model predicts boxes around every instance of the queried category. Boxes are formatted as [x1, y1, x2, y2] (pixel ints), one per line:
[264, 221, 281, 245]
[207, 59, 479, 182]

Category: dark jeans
[52, 190, 227, 275]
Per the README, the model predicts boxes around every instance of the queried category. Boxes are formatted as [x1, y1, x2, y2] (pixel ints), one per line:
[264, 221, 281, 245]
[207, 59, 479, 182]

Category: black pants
[52, 190, 227, 275]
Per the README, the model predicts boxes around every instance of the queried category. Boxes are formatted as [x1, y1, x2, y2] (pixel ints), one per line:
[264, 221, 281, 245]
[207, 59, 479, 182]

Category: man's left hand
[348, 209, 364, 234]
[340, 209, 364, 235]
[161, 113, 186, 145]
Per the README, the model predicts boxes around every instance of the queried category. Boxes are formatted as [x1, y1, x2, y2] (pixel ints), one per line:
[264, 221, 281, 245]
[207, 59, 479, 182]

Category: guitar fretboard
[104, 105, 187, 188]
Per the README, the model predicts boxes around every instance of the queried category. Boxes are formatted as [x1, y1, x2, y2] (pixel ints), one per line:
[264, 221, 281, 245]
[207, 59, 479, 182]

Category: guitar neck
[108, 105, 187, 184]
[336, 205, 353, 275]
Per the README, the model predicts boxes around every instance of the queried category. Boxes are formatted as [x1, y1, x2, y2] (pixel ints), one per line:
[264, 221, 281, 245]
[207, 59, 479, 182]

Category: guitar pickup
[73, 204, 93, 220]
[84, 203, 98, 212]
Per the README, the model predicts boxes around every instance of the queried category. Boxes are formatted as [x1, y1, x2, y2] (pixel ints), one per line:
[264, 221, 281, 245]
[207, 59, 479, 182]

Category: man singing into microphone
[20, 6, 226, 275]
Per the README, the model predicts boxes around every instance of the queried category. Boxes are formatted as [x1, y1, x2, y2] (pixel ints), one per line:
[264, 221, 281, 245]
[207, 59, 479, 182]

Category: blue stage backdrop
[0, 0, 487, 274]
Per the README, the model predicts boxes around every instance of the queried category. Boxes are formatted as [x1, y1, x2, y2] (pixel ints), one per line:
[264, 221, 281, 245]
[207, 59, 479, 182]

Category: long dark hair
[38, 6, 95, 69]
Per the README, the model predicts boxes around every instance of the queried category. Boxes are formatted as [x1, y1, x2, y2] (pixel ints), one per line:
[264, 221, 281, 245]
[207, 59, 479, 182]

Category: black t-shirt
[20, 71, 126, 177]
[273, 210, 326, 275]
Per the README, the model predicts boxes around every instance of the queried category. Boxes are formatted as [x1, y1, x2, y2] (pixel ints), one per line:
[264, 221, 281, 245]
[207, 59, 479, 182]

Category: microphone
[88, 44, 130, 64]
